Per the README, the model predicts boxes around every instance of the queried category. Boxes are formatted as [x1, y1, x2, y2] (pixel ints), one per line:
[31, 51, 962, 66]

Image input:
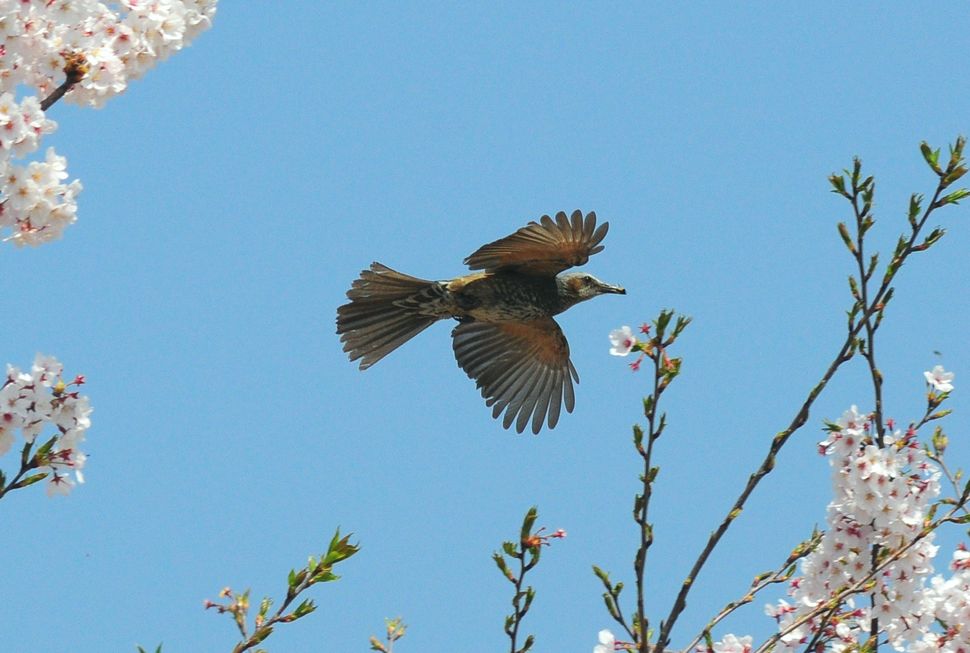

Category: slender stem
[0, 441, 37, 502]
[849, 189, 885, 446]
[931, 456, 966, 505]
[509, 552, 527, 653]
[634, 348, 663, 651]
[683, 557, 803, 652]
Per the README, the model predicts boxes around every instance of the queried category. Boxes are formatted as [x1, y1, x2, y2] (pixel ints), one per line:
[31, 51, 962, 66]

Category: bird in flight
[336, 210, 625, 434]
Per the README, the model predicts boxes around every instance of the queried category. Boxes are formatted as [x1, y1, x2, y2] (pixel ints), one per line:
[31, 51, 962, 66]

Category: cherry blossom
[712, 634, 753, 653]
[924, 365, 954, 393]
[594, 629, 616, 653]
[609, 326, 637, 356]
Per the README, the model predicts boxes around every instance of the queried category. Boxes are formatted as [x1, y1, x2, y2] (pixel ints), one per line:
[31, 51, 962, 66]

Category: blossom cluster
[595, 367, 967, 653]
[753, 368, 965, 653]
[0, 0, 217, 246]
[763, 403, 943, 651]
[0, 354, 91, 496]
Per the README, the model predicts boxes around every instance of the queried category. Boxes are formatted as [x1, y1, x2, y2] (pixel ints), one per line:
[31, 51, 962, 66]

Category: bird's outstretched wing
[452, 318, 579, 434]
[463, 210, 609, 276]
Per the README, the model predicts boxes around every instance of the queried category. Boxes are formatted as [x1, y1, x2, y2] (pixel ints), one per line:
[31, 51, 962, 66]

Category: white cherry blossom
[609, 326, 637, 356]
[924, 365, 955, 393]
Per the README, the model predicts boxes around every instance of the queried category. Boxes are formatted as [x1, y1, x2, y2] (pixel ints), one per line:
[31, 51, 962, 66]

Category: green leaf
[942, 166, 968, 187]
[603, 593, 621, 619]
[520, 506, 539, 542]
[642, 395, 654, 419]
[523, 587, 536, 611]
[938, 188, 970, 205]
[11, 472, 47, 489]
[949, 136, 966, 169]
[309, 570, 339, 584]
[865, 253, 879, 280]
[921, 141, 943, 175]
[521, 633, 535, 652]
[838, 222, 855, 251]
[322, 530, 360, 566]
[250, 626, 273, 645]
[288, 568, 306, 589]
[850, 157, 862, 188]
[919, 227, 946, 250]
[291, 598, 316, 619]
[909, 193, 923, 226]
[28, 436, 57, 467]
[829, 174, 849, 197]
[592, 565, 612, 588]
[633, 493, 645, 520]
[493, 552, 513, 580]
[673, 315, 692, 337]
[882, 286, 895, 308]
[847, 275, 860, 300]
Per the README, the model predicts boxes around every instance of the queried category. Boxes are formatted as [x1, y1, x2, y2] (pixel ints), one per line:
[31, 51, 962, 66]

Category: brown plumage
[336, 210, 625, 434]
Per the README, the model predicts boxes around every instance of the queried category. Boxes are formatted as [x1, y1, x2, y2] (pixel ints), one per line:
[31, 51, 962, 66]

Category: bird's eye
[583, 275, 593, 284]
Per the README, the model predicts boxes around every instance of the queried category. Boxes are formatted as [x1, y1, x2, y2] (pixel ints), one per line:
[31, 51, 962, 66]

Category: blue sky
[3, 4, 970, 652]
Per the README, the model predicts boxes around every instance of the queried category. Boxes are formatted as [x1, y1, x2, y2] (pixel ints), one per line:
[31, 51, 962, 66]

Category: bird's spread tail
[337, 263, 446, 369]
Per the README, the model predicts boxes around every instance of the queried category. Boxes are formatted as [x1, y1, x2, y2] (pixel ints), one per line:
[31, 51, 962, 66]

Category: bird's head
[557, 272, 626, 309]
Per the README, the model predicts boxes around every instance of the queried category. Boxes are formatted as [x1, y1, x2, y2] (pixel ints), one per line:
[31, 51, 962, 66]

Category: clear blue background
[2, 4, 969, 652]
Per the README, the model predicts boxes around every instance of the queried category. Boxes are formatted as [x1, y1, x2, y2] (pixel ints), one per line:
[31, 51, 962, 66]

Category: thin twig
[634, 340, 665, 651]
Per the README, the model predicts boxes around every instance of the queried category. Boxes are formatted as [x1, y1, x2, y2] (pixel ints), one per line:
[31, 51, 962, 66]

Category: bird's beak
[600, 282, 626, 295]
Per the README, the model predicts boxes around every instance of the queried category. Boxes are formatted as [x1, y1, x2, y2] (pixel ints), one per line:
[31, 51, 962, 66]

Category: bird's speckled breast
[449, 272, 562, 321]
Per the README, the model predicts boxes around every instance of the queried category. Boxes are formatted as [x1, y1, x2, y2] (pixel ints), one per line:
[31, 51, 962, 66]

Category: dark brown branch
[39, 51, 88, 111]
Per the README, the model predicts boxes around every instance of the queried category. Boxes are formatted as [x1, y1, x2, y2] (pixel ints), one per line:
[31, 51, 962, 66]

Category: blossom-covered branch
[0, 1, 216, 245]
[0, 354, 91, 499]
